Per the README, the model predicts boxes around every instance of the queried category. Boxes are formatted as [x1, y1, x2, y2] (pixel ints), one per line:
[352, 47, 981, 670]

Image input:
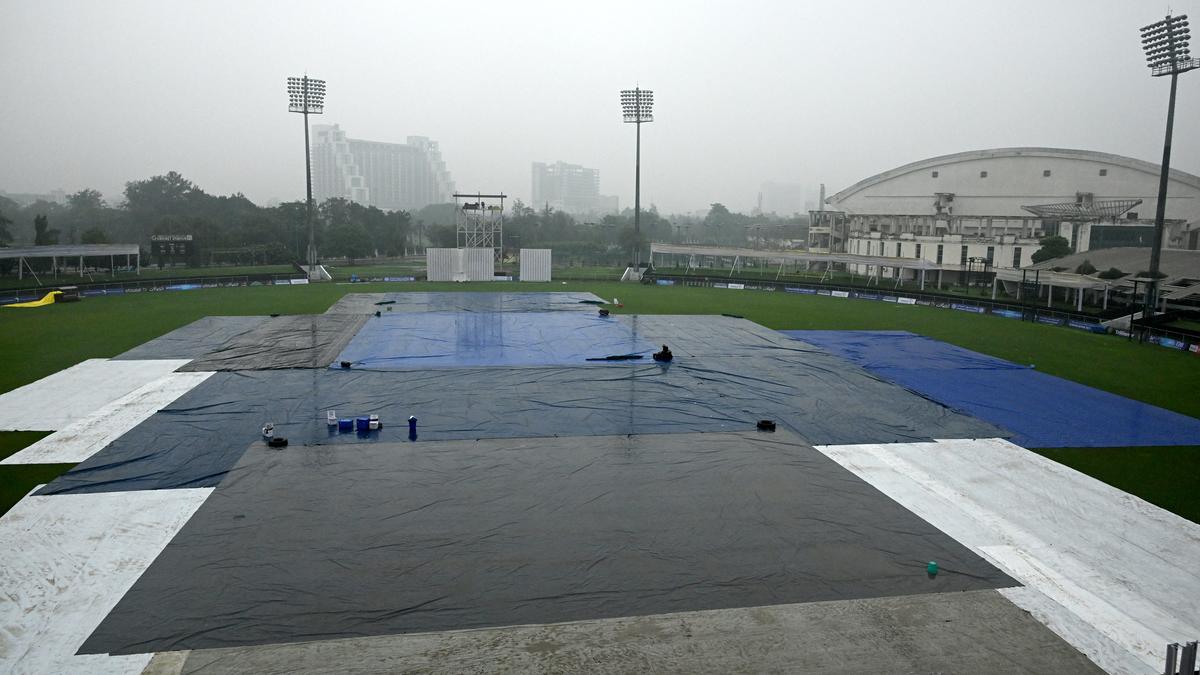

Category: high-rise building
[758, 182, 808, 217]
[531, 161, 618, 216]
[311, 124, 455, 212]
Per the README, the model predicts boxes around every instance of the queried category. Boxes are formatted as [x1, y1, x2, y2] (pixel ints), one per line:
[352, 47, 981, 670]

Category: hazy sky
[2, 0, 1198, 214]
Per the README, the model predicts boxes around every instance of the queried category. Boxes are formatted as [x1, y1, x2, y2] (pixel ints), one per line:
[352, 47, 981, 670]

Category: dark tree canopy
[33, 214, 60, 245]
[0, 210, 13, 245]
[1030, 235, 1072, 264]
[81, 227, 110, 244]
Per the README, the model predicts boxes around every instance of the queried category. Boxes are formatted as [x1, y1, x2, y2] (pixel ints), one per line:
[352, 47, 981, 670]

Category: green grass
[0, 431, 53, 461]
[1034, 446, 1200, 523]
[0, 431, 73, 518]
[0, 280, 1197, 521]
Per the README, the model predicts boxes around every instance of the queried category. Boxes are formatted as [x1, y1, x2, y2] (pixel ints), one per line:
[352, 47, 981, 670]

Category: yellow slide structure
[3, 291, 62, 308]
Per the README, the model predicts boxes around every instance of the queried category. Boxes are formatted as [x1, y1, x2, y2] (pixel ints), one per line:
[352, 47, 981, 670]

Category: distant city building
[531, 161, 618, 217]
[809, 148, 1200, 283]
[758, 182, 808, 217]
[0, 189, 67, 207]
[311, 124, 454, 212]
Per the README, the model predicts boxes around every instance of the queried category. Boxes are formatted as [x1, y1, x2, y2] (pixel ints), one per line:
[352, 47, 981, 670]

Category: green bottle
[926, 561, 938, 576]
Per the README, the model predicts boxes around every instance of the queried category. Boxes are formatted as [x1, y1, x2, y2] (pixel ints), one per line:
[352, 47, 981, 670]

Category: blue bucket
[356, 416, 371, 432]
[337, 418, 353, 432]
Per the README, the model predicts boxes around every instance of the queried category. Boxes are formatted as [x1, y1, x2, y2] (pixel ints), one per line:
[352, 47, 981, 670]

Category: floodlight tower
[287, 75, 326, 276]
[1139, 15, 1196, 314]
[620, 87, 654, 265]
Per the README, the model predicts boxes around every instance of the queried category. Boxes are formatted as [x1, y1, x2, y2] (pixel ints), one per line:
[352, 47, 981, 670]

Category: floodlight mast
[621, 88, 654, 266]
[288, 76, 326, 277]
[1139, 15, 1196, 314]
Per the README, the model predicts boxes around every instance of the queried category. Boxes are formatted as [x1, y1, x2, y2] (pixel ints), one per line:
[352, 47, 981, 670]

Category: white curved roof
[829, 147, 1200, 205]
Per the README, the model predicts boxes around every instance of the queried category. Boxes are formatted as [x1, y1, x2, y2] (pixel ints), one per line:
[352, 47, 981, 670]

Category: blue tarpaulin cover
[335, 311, 655, 369]
[782, 330, 1200, 448]
[324, 291, 606, 314]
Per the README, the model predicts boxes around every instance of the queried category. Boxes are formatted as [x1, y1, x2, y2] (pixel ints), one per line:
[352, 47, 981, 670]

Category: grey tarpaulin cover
[79, 430, 1015, 655]
[113, 316, 269, 360]
[39, 315, 1004, 495]
[179, 314, 368, 371]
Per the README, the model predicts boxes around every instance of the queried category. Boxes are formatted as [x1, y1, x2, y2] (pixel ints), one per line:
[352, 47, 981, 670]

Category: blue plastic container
[356, 416, 371, 432]
[337, 418, 353, 432]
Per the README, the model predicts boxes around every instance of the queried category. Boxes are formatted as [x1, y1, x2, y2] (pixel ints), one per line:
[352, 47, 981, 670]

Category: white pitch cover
[2, 371, 214, 465]
[814, 437, 1200, 674]
[520, 249, 552, 282]
[0, 488, 212, 674]
[0, 359, 190, 431]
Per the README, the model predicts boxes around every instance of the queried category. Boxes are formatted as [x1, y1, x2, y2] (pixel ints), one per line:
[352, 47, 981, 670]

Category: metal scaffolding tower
[454, 193, 506, 261]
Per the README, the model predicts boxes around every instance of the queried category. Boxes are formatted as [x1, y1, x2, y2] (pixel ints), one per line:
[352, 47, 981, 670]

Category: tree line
[0, 171, 810, 270]
[0, 172, 413, 267]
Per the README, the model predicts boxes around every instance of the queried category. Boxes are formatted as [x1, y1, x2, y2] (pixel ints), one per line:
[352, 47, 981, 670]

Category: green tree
[702, 202, 753, 244]
[124, 172, 200, 214]
[33, 214, 60, 245]
[0, 210, 12, 246]
[427, 224, 457, 248]
[123, 172, 207, 242]
[80, 227, 110, 244]
[1030, 235, 1072, 264]
[618, 226, 647, 261]
[1075, 259, 1096, 275]
[413, 202, 457, 227]
[367, 210, 411, 257]
[271, 201, 309, 260]
[324, 221, 372, 263]
[68, 188, 105, 211]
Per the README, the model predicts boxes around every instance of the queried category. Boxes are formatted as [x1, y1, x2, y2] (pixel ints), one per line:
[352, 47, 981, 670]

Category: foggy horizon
[2, 0, 1198, 215]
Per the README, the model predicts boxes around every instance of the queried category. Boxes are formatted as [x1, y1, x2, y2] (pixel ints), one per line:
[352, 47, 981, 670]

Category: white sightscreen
[427, 248, 495, 282]
[426, 249, 455, 281]
[462, 248, 495, 281]
[520, 249, 552, 282]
